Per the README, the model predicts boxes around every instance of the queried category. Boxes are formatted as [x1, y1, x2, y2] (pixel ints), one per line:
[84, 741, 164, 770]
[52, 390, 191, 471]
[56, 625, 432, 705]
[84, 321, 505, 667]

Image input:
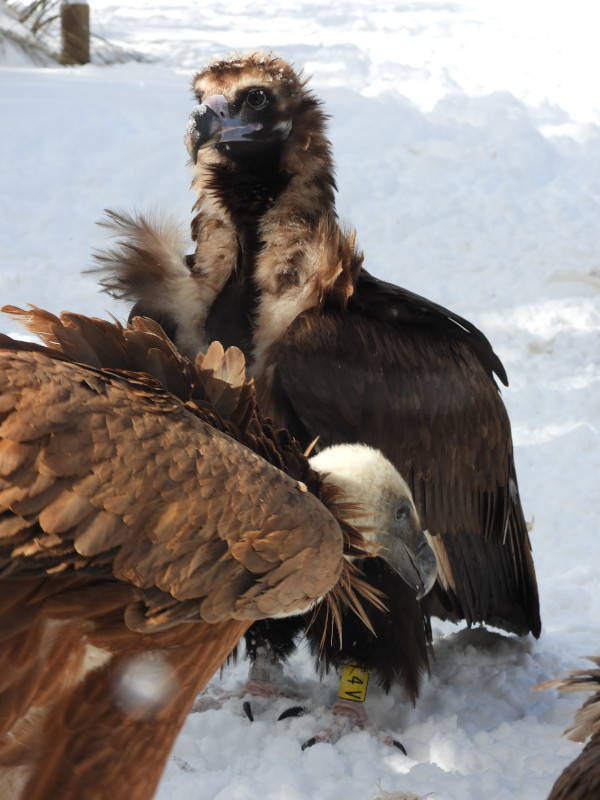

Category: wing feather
[0, 343, 344, 630]
[262, 275, 540, 637]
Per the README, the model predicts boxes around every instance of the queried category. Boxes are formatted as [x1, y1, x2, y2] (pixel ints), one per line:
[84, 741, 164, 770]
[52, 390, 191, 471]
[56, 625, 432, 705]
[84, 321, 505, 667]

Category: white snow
[1, 1, 599, 798]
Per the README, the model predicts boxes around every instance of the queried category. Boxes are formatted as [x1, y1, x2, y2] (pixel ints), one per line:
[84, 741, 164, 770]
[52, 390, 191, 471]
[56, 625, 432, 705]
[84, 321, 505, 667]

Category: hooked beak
[387, 528, 437, 600]
[184, 94, 263, 163]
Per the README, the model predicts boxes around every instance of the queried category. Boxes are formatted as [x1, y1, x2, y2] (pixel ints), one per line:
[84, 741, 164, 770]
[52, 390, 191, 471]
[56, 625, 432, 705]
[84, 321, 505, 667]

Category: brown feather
[0, 308, 389, 800]
[538, 658, 600, 800]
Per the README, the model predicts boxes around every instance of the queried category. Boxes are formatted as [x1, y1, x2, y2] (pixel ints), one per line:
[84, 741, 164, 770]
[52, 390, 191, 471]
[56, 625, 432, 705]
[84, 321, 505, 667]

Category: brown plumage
[540, 658, 600, 800]
[0, 305, 420, 800]
[91, 50, 540, 698]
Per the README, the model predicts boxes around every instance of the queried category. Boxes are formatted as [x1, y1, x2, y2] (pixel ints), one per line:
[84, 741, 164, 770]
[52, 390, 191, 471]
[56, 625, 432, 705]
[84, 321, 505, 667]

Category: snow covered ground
[1, 2, 599, 798]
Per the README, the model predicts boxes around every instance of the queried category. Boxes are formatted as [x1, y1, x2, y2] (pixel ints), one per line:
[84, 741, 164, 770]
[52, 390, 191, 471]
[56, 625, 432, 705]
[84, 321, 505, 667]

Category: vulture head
[310, 444, 437, 601]
[184, 51, 334, 192]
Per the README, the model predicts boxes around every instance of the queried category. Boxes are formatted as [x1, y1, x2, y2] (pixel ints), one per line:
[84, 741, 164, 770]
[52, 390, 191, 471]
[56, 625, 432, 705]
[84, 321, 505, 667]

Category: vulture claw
[383, 734, 408, 754]
[301, 732, 332, 750]
[242, 700, 254, 722]
[278, 705, 308, 721]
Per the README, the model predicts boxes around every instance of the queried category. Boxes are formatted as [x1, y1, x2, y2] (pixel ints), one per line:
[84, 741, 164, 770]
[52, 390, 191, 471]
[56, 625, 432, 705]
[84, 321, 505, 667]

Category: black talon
[301, 736, 319, 750]
[392, 739, 407, 754]
[242, 701, 254, 722]
[278, 706, 307, 721]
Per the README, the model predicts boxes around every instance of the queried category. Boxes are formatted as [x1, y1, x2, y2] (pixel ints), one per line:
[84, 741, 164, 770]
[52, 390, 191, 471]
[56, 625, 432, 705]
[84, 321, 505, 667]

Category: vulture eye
[246, 88, 268, 110]
[395, 505, 410, 522]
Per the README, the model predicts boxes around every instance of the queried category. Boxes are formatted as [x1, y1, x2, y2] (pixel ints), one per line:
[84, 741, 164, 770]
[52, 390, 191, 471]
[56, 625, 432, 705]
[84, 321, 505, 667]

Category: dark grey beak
[184, 94, 263, 163]
[387, 528, 437, 600]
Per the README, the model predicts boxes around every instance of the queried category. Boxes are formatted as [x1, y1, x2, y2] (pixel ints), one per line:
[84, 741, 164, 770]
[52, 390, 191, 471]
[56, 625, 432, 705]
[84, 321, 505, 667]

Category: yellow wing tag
[337, 661, 369, 702]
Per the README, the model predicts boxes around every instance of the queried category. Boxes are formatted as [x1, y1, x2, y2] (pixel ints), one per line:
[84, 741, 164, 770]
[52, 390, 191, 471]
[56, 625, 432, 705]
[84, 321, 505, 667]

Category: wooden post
[60, 3, 90, 65]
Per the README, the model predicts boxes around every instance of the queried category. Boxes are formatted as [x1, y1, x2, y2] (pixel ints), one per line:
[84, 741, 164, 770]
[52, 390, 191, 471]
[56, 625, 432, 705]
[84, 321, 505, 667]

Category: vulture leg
[242, 644, 288, 723]
[241, 616, 308, 720]
[245, 643, 286, 697]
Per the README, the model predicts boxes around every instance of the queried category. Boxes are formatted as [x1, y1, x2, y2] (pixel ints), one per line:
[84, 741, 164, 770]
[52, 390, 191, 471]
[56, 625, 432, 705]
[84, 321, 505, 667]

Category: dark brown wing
[259, 270, 540, 637]
[0, 344, 345, 630]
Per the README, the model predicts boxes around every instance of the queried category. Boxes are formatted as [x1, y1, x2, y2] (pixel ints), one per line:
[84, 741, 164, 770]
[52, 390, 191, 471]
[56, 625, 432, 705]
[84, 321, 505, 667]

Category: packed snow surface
[1, 1, 599, 798]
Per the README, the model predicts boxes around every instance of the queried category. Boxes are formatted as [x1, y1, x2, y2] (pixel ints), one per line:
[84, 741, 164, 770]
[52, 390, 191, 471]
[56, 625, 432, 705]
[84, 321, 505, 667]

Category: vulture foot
[332, 697, 370, 724]
[242, 674, 283, 722]
[242, 679, 307, 723]
[193, 683, 293, 722]
[301, 700, 407, 754]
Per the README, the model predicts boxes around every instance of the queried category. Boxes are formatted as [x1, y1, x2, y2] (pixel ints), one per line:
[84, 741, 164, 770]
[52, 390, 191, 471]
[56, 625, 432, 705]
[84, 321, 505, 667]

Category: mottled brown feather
[0, 308, 384, 800]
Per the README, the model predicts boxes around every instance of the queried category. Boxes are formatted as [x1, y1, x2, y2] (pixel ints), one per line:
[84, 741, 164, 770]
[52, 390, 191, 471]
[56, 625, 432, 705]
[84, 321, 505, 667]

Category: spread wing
[264, 271, 540, 637]
[0, 343, 345, 631]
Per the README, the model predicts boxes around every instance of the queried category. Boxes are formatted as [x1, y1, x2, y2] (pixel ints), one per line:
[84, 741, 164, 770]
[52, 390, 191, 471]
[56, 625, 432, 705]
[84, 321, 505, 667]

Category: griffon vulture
[0, 306, 436, 800]
[92, 51, 540, 708]
[540, 658, 600, 800]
